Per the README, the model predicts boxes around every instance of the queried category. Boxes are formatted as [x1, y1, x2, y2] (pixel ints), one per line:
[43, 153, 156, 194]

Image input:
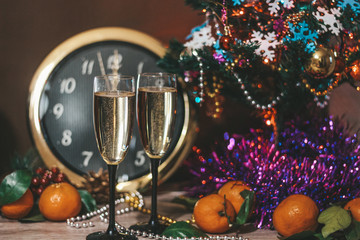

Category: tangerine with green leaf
[193, 193, 236, 233]
[1, 189, 34, 219]
[272, 194, 319, 237]
[218, 180, 252, 214]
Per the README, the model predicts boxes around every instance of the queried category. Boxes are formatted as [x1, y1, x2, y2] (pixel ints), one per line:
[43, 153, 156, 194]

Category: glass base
[86, 231, 138, 240]
[129, 222, 167, 235]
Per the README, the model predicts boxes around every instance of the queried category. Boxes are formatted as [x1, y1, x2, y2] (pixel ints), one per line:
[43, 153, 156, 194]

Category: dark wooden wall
[0, 0, 204, 174]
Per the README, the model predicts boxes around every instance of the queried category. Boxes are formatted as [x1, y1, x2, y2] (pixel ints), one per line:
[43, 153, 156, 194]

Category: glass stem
[106, 164, 118, 236]
[149, 158, 160, 228]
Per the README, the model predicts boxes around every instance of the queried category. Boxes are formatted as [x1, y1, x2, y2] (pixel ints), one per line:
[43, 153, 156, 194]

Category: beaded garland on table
[66, 191, 248, 240]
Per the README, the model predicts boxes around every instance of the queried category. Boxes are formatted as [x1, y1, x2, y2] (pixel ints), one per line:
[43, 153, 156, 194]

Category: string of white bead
[66, 191, 248, 240]
[194, 51, 205, 104]
[194, 11, 222, 106]
[214, 18, 222, 37]
[66, 191, 143, 229]
[234, 73, 283, 110]
[314, 95, 329, 108]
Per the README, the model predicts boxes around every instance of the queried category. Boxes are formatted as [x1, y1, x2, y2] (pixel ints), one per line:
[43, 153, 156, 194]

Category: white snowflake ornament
[250, 31, 280, 61]
[313, 7, 343, 36]
[266, 0, 295, 15]
[266, 0, 280, 15]
[184, 24, 215, 52]
[282, 0, 295, 9]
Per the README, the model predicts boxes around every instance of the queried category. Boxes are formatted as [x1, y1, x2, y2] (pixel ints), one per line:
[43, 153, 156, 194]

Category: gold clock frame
[28, 27, 197, 191]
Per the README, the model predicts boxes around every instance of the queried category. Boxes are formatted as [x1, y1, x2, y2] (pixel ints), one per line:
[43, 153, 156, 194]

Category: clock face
[28, 28, 196, 190]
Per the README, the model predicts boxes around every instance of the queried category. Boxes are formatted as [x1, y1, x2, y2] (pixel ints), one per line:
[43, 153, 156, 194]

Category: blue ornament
[285, 21, 318, 53]
[338, 0, 360, 16]
[186, 21, 209, 40]
[232, 0, 242, 6]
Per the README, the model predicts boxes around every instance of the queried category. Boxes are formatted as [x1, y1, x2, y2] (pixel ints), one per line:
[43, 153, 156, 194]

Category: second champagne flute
[130, 72, 177, 234]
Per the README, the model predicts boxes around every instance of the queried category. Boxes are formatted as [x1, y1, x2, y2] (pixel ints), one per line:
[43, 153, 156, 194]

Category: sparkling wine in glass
[130, 72, 177, 234]
[87, 75, 138, 240]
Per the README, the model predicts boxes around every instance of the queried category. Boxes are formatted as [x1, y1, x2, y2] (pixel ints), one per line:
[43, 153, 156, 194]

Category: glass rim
[138, 72, 176, 77]
[95, 74, 135, 80]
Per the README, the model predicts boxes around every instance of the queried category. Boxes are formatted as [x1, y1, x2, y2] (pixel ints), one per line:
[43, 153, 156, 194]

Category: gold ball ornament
[305, 47, 336, 79]
[220, 35, 236, 51]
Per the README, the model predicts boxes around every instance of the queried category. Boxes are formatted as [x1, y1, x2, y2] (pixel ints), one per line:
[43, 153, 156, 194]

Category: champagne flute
[130, 72, 177, 234]
[87, 75, 138, 240]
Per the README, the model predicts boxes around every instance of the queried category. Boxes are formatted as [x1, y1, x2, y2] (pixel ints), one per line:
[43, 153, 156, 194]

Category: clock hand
[97, 51, 106, 76]
[97, 51, 112, 89]
[111, 49, 120, 75]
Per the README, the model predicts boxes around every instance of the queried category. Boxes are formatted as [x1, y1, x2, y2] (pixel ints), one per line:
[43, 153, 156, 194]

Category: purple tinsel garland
[188, 117, 360, 229]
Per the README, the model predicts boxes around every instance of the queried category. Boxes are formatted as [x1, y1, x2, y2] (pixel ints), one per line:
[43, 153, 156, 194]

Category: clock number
[60, 78, 76, 94]
[82, 151, 93, 167]
[134, 150, 146, 167]
[61, 130, 72, 146]
[107, 53, 123, 71]
[82, 60, 95, 75]
[53, 103, 64, 119]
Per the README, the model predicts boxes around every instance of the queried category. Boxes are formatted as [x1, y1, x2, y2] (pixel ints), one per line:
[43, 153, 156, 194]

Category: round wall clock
[28, 27, 197, 191]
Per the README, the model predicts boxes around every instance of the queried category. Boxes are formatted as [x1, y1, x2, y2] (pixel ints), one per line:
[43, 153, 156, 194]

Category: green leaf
[10, 148, 44, 171]
[20, 214, 46, 222]
[345, 220, 360, 240]
[162, 221, 208, 238]
[171, 196, 198, 211]
[0, 170, 32, 205]
[318, 205, 352, 238]
[313, 232, 334, 240]
[236, 190, 255, 225]
[78, 189, 97, 212]
[19, 205, 45, 223]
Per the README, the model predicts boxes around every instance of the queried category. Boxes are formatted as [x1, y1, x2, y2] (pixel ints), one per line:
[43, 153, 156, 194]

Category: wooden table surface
[0, 191, 278, 240]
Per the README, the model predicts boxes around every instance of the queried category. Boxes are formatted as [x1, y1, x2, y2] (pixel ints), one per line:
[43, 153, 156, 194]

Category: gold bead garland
[301, 77, 339, 97]
[285, 11, 306, 26]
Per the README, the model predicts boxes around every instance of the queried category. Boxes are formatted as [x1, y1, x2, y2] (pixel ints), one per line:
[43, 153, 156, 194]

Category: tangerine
[39, 182, 81, 221]
[273, 194, 319, 237]
[193, 194, 236, 233]
[218, 180, 251, 214]
[1, 189, 34, 219]
[344, 198, 360, 221]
